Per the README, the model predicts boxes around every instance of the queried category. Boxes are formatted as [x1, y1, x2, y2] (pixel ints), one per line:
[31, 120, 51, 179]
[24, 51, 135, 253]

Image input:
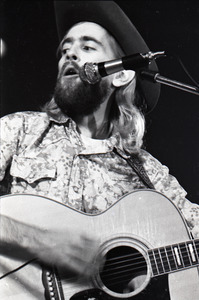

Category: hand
[33, 228, 103, 278]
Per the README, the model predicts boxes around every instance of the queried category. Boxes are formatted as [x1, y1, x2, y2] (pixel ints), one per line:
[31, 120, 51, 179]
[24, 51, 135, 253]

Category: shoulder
[139, 149, 187, 200]
[139, 149, 168, 177]
[1, 111, 50, 131]
[1, 111, 49, 122]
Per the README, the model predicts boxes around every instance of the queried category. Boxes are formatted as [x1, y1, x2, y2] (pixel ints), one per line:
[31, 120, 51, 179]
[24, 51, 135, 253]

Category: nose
[65, 47, 79, 62]
[66, 53, 78, 61]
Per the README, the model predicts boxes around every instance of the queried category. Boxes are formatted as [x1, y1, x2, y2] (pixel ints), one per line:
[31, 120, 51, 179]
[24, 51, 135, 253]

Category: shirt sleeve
[0, 113, 24, 181]
[141, 149, 199, 238]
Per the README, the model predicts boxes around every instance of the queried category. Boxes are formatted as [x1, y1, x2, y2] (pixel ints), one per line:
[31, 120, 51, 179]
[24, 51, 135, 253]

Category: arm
[0, 113, 102, 277]
[0, 214, 101, 278]
[180, 199, 199, 238]
[0, 114, 23, 187]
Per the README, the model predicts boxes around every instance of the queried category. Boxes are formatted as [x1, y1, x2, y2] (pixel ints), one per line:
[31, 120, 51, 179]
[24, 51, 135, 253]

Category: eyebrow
[61, 36, 103, 47]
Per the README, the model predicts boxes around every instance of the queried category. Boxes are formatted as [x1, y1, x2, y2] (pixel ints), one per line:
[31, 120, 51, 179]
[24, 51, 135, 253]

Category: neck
[74, 95, 114, 139]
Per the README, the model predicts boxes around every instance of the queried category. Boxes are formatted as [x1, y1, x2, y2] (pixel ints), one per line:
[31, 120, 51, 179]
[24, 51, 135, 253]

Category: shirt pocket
[10, 155, 56, 184]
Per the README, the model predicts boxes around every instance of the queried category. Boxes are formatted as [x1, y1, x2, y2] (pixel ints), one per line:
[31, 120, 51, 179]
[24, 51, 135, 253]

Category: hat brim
[54, 1, 160, 112]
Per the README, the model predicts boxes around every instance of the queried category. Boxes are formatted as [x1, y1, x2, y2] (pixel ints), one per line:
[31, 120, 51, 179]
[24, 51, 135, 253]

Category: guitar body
[0, 190, 199, 300]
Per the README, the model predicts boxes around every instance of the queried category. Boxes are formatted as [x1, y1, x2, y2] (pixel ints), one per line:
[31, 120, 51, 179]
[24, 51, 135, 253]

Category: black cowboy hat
[54, 1, 160, 112]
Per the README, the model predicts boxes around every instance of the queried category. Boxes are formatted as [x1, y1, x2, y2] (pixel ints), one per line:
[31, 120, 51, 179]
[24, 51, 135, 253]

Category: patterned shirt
[0, 111, 199, 237]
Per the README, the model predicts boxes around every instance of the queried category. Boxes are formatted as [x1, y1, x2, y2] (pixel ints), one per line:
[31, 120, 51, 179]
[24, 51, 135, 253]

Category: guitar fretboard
[148, 239, 199, 277]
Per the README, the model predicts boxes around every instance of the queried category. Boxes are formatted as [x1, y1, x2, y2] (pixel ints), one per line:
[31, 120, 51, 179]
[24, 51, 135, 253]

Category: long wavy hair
[110, 81, 146, 154]
[44, 27, 146, 154]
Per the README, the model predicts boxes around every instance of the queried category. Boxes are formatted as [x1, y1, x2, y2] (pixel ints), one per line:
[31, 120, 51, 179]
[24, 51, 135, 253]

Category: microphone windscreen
[79, 63, 101, 85]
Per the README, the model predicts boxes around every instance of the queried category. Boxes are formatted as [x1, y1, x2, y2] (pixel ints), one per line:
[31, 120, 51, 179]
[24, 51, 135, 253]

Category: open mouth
[64, 67, 78, 77]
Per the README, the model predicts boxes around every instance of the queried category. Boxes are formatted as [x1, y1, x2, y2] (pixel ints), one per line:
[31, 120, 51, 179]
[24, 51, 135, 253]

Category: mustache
[59, 61, 81, 78]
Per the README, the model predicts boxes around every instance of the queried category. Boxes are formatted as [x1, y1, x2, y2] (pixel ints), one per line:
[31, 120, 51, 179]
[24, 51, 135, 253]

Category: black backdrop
[1, 0, 199, 204]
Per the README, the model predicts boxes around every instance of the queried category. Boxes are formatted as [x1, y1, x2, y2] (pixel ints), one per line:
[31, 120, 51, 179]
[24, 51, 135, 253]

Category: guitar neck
[148, 239, 199, 277]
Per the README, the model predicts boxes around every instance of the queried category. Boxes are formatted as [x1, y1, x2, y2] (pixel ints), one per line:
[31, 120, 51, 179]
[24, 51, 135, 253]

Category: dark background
[1, 0, 199, 204]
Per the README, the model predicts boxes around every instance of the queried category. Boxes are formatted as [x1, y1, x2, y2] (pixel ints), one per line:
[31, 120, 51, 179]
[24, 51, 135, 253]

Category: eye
[82, 45, 96, 52]
[61, 48, 69, 55]
[60, 43, 71, 56]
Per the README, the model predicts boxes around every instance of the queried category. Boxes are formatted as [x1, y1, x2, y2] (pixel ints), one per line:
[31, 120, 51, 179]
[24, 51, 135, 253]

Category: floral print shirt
[0, 111, 199, 237]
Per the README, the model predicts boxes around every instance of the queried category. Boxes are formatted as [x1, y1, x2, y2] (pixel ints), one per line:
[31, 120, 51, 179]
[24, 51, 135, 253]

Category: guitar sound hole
[100, 246, 147, 294]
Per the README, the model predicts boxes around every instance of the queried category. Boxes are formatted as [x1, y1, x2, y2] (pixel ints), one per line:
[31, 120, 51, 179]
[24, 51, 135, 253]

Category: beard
[53, 61, 112, 119]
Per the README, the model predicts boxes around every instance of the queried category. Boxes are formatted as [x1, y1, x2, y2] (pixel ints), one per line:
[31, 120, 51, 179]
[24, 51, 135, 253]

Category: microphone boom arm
[98, 51, 166, 76]
[141, 70, 199, 96]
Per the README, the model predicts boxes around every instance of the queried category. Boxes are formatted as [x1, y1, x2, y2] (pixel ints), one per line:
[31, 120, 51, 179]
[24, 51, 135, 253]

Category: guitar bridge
[42, 266, 65, 300]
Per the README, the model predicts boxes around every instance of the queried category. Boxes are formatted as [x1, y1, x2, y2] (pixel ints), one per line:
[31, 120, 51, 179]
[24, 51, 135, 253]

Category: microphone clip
[141, 51, 166, 62]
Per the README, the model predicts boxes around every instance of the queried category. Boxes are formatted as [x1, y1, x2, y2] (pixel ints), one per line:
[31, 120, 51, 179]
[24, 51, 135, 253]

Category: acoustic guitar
[0, 190, 199, 299]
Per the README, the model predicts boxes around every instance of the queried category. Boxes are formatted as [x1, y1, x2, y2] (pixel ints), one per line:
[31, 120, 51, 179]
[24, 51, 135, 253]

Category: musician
[0, 1, 199, 299]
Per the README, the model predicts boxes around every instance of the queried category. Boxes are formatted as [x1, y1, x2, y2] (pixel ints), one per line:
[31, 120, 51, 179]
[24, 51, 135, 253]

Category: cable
[0, 258, 38, 280]
[167, 51, 199, 88]
[177, 56, 199, 88]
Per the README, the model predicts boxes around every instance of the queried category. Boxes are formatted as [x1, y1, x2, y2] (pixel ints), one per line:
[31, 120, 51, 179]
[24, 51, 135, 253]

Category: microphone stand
[140, 70, 199, 96]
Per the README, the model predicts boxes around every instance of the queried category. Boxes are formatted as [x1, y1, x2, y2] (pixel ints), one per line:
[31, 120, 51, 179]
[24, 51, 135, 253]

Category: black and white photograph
[1, 1, 199, 299]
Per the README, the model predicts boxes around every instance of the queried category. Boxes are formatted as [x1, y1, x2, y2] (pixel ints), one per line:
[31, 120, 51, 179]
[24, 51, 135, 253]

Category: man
[0, 1, 199, 299]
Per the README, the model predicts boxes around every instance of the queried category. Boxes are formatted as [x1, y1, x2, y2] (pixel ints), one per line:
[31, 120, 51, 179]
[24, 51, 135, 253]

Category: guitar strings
[101, 260, 146, 276]
[59, 242, 199, 294]
[100, 271, 146, 287]
[1, 246, 197, 284]
[101, 245, 198, 271]
[60, 246, 199, 290]
[61, 272, 145, 294]
[59, 245, 199, 283]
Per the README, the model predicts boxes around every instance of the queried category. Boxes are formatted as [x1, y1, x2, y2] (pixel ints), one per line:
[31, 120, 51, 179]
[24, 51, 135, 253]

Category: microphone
[79, 51, 166, 84]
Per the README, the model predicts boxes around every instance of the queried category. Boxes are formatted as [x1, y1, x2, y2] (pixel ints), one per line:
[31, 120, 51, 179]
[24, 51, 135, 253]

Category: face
[54, 22, 120, 118]
[58, 22, 119, 72]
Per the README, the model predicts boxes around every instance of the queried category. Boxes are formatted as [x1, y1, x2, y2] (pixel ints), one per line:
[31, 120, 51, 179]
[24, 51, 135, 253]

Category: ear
[112, 70, 135, 87]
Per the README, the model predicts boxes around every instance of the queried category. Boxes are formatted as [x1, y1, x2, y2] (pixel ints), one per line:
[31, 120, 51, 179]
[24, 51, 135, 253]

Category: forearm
[0, 215, 43, 260]
[0, 215, 101, 277]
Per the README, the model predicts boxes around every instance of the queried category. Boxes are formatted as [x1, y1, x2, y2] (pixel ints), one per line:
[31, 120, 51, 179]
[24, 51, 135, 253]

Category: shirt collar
[48, 113, 70, 124]
[79, 131, 130, 159]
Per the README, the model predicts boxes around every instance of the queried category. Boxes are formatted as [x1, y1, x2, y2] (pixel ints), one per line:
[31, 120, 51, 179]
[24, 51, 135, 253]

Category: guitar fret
[173, 244, 184, 268]
[164, 246, 172, 271]
[179, 243, 191, 267]
[165, 246, 177, 271]
[153, 249, 164, 274]
[178, 244, 185, 267]
[158, 248, 166, 273]
[174, 247, 181, 266]
[194, 240, 199, 262]
[171, 245, 179, 270]
[186, 241, 198, 265]
[149, 239, 199, 277]
[159, 247, 171, 273]
[185, 242, 194, 264]
[148, 250, 159, 276]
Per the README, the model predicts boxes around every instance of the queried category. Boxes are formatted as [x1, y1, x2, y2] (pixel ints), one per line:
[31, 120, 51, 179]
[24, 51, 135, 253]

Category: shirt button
[73, 186, 79, 193]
